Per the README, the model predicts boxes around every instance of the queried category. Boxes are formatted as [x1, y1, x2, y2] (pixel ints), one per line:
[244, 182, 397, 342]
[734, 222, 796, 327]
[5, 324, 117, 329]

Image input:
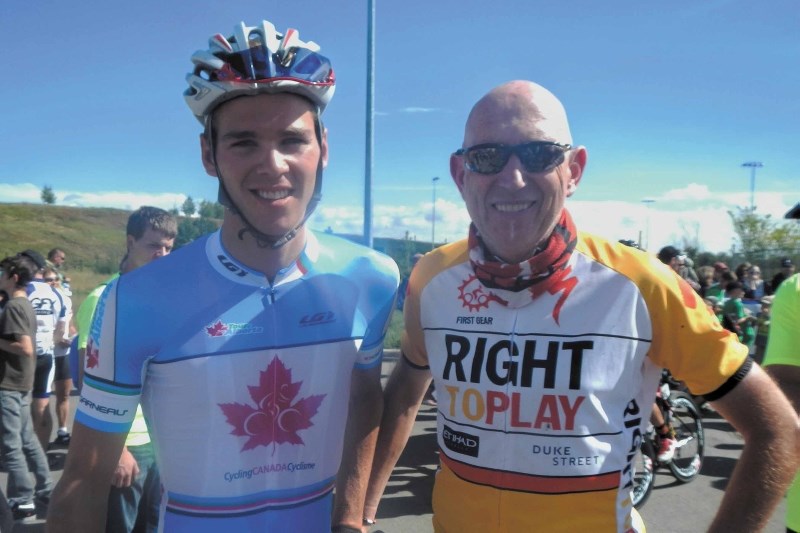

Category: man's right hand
[111, 447, 139, 488]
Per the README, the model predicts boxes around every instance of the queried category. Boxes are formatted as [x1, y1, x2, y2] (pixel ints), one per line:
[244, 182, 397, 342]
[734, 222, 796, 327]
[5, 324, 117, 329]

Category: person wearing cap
[770, 257, 796, 294]
[364, 80, 799, 532]
[763, 206, 800, 533]
[48, 19, 398, 533]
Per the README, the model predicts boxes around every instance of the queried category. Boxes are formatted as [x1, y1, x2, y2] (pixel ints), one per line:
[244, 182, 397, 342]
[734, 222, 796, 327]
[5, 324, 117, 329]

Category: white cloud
[398, 107, 442, 113]
[3, 183, 795, 254]
[0, 183, 187, 212]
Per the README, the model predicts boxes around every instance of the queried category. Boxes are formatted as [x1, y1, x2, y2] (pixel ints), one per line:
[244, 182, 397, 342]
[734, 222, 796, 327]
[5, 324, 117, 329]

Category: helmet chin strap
[208, 113, 324, 250]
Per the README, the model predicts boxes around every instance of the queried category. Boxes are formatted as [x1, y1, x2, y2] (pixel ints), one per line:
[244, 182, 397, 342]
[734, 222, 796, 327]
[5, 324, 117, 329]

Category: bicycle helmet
[184, 20, 335, 122]
[183, 20, 336, 249]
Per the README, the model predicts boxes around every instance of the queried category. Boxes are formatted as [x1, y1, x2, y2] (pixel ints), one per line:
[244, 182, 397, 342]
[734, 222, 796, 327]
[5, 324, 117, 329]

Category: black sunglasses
[44, 277, 57, 282]
[455, 141, 571, 175]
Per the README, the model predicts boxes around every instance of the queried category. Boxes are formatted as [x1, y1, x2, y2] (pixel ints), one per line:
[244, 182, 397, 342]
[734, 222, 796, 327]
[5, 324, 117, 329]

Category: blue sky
[2, 0, 798, 253]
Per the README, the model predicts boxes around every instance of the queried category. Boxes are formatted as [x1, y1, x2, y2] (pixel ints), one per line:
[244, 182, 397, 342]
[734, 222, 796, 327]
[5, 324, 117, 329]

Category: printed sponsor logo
[442, 424, 480, 457]
[457, 275, 504, 312]
[205, 320, 264, 338]
[30, 297, 56, 316]
[223, 461, 317, 482]
[299, 311, 335, 327]
[86, 339, 100, 369]
[216, 254, 249, 278]
[218, 356, 326, 452]
[79, 397, 128, 417]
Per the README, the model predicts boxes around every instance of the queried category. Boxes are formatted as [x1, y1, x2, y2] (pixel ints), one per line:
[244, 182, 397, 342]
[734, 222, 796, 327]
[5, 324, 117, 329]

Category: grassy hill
[1, 202, 432, 346]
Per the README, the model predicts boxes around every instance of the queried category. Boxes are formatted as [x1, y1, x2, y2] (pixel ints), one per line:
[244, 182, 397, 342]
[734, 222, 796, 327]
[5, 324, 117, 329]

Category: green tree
[182, 196, 196, 217]
[41, 185, 56, 205]
[728, 206, 800, 256]
[175, 217, 220, 248]
[198, 199, 225, 219]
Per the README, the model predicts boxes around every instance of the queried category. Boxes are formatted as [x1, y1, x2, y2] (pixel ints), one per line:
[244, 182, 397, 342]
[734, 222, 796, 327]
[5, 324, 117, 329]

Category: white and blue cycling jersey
[76, 230, 399, 532]
[26, 280, 66, 356]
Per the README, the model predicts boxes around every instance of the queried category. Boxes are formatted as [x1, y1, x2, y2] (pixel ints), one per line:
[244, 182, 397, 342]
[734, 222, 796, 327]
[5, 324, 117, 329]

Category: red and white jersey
[403, 232, 748, 532]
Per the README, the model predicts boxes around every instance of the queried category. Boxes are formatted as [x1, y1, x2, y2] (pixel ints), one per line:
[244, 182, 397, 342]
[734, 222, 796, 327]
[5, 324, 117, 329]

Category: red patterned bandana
[468, 209, 579, 323]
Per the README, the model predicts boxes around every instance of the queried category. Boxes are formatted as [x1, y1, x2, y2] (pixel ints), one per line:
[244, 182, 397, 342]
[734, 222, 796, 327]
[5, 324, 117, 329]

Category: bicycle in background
[632, 370, 705, 508]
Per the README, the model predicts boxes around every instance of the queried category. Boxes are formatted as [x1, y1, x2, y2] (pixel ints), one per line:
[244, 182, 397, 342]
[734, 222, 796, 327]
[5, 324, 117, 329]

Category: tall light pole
[641, 198, 655, 250]
[363, 0, 375, 247]
[741, 161, 763, 211]
[431, 177, 440, 250]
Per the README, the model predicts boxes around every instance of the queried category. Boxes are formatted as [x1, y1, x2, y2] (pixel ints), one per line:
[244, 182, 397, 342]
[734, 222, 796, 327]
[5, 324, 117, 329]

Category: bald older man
[364, 81, 800, 532]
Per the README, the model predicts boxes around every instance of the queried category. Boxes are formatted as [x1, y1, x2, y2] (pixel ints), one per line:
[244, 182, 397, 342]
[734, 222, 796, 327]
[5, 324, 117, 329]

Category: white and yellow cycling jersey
[404, 231, 748, 533]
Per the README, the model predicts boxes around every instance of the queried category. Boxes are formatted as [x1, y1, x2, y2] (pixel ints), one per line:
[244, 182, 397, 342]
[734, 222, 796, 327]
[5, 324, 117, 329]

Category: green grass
[1, 203, 419, 344]
[384, 309, 404, 349]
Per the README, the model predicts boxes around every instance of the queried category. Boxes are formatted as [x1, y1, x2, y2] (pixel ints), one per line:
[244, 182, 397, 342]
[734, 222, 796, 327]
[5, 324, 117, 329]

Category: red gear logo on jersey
[218, 356, 326, 453]
[458, 275, 504, 312]
[86, 339, 100, 369]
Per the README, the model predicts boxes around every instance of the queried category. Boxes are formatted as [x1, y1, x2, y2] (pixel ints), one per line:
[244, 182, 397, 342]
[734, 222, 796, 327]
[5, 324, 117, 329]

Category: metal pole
[641, 198, 655, 250]
[431, 177, 440, 250]
[741, 161, 763, 211]
[363, 0, 375, 247]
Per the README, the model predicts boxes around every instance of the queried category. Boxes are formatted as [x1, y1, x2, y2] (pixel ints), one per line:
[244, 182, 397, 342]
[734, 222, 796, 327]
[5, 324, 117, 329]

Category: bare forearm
[333, 375, 383, 529]
[0, 337, 33, 358]
[363, 396, 423, 519]
[364, 363, 431, 520]
[707, 371, 800, 532]
[47, 479, 110, 532]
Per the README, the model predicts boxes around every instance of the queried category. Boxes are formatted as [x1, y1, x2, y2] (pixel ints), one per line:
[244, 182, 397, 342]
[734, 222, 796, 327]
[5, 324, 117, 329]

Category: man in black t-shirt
[0, 254, 53, 521]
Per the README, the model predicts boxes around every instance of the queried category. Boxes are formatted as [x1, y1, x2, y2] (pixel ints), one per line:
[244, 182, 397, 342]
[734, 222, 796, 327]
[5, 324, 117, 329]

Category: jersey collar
[205, 230, 319, 287]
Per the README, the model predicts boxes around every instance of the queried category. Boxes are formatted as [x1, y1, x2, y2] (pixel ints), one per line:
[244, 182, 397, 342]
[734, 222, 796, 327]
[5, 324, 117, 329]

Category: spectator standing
[364, 80, 799, 532]
[49, 19, 398, 533]
[0, 253, 53, 521]
[74, 206, 176, 533]
[753, 295, 773, 365]
[696, 265, 715, 297]
[41, 268, 75, 449]
[770, 257, 795, 294]
[20, 251, 67, 451]
[743, 264, 766, 300]
[722, 281, 756, 351]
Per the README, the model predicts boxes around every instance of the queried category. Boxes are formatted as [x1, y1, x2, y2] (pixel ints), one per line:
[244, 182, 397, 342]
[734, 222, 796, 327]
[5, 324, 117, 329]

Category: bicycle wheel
[667, 391, 704, 482]
[631, 438, 656, 509]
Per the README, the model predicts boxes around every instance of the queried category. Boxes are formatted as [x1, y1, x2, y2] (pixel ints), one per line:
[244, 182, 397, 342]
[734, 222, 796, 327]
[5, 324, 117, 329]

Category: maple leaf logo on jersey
[218, 356, 326, 453]
[206, 320, 228, 337]
[86, 339, 99, 369]
[458, 275, 505, 311]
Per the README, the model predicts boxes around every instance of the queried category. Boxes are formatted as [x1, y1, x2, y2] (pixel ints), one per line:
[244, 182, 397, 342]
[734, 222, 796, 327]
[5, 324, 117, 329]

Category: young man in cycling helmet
[49, 19, 398, 533]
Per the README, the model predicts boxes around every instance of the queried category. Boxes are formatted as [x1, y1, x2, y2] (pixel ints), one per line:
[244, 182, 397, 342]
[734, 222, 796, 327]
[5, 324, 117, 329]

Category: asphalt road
[4, 352, 790, 532]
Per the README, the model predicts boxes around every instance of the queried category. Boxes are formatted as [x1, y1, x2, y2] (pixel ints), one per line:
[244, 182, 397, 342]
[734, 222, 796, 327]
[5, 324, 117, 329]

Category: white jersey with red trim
[403, 232, 748, 532]
[76, 230, 398, 532]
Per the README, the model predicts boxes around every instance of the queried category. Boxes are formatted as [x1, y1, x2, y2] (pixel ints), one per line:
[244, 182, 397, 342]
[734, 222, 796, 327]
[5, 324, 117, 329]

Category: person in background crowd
[74, 206, 177, 533]
[49, 19, 398, 533]
[762, 205, 800, 533]
[722, 281, 756, 351]
[41, 268, 75, 450]
[743, 264, 766, 300]
[706, 270, 737, 302]
[21, 251, 67, 452]
[734, 262, 752, 284]
[753, 295, 773, 365]
[769, 257, 795, 294]
[696, 265, 715, 297]
[0, 253, 53, 522]
[680, 255, 700, 291]
[364, 79, 799, 532]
